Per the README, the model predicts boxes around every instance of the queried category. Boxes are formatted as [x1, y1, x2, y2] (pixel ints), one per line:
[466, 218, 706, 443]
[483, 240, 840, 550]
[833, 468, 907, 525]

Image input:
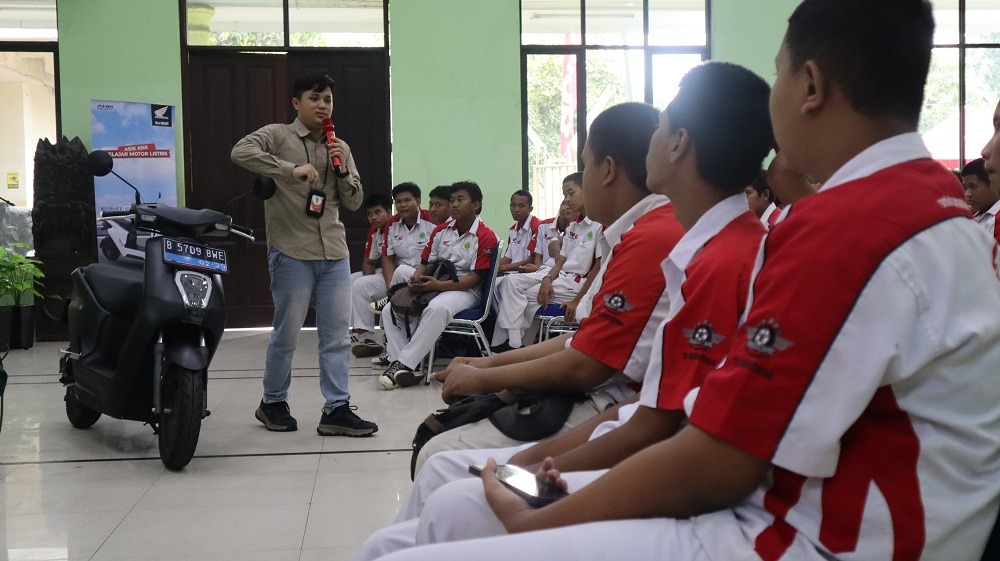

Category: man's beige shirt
[231, 118, 363, 260]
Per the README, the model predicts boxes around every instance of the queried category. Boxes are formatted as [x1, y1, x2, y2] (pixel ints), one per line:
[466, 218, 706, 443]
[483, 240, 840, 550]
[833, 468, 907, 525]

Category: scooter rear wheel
[65, 386, 102, 429]
[158, 367, 204, 471]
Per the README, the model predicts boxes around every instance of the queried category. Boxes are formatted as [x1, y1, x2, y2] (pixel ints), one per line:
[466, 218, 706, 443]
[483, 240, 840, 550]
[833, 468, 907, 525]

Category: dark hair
[667, 62, 774, 195]
[748, 170, 774, 201]
[391, 181, 421, 200]
[511, 189, 533, 205]
[785, 0, 934, 126]
[563, 172, 583, 187]
[587, 102, 660, 192]
[450, 180, 484, 214]
[292, 73, 335, 99]
[429, 185, 452, 201]
[961, 158, 990, 184]
[364, 193, 392, 212]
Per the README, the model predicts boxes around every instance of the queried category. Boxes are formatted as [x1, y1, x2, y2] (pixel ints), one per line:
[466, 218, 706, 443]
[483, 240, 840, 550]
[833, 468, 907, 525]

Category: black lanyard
[300, 137, 330, 188]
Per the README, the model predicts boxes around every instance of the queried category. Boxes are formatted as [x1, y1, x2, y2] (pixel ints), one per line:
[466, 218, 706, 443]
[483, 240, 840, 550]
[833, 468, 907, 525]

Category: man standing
[231, 72, 378, 437]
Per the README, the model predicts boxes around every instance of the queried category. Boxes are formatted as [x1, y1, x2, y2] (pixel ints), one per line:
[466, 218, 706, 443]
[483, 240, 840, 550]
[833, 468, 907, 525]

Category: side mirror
[86, 150, 114, 177]
[253, 175, 277, 200]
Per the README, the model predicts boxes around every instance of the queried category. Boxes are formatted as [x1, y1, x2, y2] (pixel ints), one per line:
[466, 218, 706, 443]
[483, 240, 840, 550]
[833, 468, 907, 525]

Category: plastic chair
[423, 240, 504, 382]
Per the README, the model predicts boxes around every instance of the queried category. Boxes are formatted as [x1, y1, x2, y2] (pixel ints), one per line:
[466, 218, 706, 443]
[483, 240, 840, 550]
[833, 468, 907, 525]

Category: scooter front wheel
[64, 386, 102, 429]
[158, 366, 205, 471]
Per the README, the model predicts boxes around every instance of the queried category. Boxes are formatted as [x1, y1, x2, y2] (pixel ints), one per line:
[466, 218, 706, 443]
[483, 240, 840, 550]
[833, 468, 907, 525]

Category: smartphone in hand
[469, 463, 568, 507]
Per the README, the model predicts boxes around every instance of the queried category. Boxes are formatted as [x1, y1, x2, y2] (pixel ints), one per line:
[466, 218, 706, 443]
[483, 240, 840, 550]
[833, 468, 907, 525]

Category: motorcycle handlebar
[100, 210, 133, 219]
[229, 224, 254, 241]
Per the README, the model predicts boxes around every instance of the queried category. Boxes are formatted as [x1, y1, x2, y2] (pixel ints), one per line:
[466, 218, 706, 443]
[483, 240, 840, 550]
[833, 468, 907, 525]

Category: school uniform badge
[683, 322, 725, 349]
[603, 291, 634, 313]
[745, 319, 793, 355]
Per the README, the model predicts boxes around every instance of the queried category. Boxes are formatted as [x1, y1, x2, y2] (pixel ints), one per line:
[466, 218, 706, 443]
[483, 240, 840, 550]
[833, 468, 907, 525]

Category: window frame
[520, 0, 711, 189]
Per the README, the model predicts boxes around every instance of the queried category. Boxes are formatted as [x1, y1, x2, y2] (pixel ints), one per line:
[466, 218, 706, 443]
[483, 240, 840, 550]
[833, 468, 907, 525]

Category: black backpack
[409, 388, 583, 479]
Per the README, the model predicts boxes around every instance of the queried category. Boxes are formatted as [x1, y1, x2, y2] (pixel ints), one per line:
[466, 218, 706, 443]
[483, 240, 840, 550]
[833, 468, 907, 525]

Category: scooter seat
[83, 263, 145, 317]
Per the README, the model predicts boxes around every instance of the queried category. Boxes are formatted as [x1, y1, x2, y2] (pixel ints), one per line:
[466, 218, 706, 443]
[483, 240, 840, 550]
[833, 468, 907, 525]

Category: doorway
[184, 49, 390, 327]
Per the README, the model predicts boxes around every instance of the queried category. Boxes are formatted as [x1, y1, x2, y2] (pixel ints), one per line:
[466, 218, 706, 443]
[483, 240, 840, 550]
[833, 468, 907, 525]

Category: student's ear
[670, 128, 691, 164]
[801, 60, 827, 115]
[602, 156, 618, 186]
[291, 97, 300, 110]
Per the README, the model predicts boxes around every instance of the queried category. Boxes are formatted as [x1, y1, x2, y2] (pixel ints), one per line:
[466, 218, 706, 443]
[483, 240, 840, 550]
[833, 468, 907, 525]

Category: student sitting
[983, 100, 1000, 247]
[361, 2, 1000, 560]
[349, 193, 392, 356]
[497, 190, 540, 274]
[963, 158, 1000, 243]
[425, 185, 453, 225]
[378, 181, 499, 389]
[412, 103, 683, 472]
[491, 173, 601, 351]
[519, 200, 574, 274]
[349, 62, 774, 561]
[744, 170, 782, 228]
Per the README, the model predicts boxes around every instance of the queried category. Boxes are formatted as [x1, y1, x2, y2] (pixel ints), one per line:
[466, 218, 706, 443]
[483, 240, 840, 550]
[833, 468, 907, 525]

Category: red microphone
[321, 117, 343, 174]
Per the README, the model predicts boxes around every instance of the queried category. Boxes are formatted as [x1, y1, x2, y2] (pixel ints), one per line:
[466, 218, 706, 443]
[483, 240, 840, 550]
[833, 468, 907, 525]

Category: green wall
[57, 0, 185, 203]
[53, 0, 798, 225]
[711, 0, 799, 83]
[387, 0, 522, 233]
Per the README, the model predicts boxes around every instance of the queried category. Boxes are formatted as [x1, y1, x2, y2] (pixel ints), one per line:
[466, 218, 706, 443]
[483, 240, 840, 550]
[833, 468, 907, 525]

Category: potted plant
[0, 243, 44, 349]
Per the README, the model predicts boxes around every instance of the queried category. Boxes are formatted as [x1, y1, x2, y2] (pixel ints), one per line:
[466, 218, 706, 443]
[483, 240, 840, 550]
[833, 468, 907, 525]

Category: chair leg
[474, 324, 491, 357]
[424, 344, 435, 385]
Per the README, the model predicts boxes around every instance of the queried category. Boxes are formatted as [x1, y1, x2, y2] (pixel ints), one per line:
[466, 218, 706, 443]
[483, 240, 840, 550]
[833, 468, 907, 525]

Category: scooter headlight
[174, 271, 213, 323]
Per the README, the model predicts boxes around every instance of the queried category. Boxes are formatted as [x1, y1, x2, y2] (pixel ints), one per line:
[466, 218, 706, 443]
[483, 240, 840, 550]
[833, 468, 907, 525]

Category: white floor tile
[0, 510, 129, 560]
[0, 330, 466, 560]
[91, 504, 310, 560]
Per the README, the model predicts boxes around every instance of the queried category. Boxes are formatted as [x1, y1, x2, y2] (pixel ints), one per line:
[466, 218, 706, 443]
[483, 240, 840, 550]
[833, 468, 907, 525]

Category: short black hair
[364, 193, 392, 212]
[748, 170, 773, 200]
[785, 0, 934, 126]
[429, 185, 452, 201]
[292, 73, 335, 100]
[450, 180, 483, 214]
[391, 181, 421, 200]
[587, 102, 660, 192]
[563, 172, 583, 187]
[511, 189, 533, 205]
[961, 158, 990, 184]
[667, 62, 774, 195]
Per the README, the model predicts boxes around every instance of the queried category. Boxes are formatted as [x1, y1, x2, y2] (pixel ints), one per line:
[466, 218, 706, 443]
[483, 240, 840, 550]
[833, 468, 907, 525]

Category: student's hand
[537, 278, 555, 306]
[408, 275, 438, 293]
[438, 363, 489, 404]
[518, 263, 539, 273]
[563, 300, 579, 323]
[327, 137, 352, 168]
[498, 263, 516, 274]
[481, 458, 538, 533]
[430, 355, 481, 382]
[291, 164, 319, 186]
[535, 457, 569, 494]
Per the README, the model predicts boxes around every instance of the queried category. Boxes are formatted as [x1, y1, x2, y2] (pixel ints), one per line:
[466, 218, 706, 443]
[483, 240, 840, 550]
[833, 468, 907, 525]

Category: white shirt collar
[983, 200, 1000, 219]
[760, 202, 779, 225]
[447, 215, 482, 235]
[512, 215, 535, 233]
[820, 132, 931, 193]
[601, 194, 670, 248]
[668, 194, 750, 271]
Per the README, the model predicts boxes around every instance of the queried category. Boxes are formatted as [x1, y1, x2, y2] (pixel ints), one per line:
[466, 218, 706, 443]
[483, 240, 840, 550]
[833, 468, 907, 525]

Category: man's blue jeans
[263, 248, 351, 414]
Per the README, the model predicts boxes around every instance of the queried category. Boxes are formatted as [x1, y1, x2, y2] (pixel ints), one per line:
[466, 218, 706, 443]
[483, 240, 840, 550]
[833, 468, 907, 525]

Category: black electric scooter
[58, 150, 259, 470]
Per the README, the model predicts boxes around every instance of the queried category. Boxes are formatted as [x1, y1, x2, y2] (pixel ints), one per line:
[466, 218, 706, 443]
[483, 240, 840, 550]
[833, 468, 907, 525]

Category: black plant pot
[0, 305, 34, 349]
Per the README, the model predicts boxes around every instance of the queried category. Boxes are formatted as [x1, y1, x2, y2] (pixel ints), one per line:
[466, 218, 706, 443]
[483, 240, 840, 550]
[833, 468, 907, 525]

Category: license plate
[162, 238, 229, 274]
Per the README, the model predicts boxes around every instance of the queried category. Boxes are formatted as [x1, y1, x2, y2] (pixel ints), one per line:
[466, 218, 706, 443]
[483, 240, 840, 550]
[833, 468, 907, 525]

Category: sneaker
[317, 403, 378, 437]
[394, 365, 425, 388]
[378, 360, 405, 390]
[255, 400, 297, 432]
[490, 342, 515, 354]
[368, 296, 389, 315]
[371, 355, 391, 369]
[351, 339, 384, 358]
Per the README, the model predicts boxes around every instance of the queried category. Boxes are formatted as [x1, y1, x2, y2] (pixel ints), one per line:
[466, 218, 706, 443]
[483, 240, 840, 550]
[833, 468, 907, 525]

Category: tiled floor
[0, 329, 441, 560]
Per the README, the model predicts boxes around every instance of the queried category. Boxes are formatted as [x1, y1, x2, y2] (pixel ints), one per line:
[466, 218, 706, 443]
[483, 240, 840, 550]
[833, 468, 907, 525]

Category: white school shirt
[384, 212, 437, 268]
